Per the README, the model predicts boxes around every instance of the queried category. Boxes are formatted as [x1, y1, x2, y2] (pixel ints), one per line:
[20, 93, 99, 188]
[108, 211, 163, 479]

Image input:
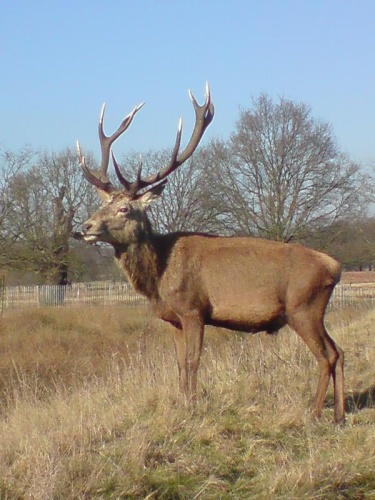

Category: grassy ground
[0, 304, 374, 499]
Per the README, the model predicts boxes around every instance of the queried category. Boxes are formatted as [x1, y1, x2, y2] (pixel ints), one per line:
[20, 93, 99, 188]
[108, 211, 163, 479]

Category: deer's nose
[85, 223, 93, 232]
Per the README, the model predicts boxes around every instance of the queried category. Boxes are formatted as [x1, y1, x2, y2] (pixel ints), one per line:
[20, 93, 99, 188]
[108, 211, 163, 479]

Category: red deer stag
[75, 83, 345, 423]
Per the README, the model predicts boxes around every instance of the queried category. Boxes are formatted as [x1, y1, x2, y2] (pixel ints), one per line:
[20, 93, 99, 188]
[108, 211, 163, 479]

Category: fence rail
[2, 281, 375, 311]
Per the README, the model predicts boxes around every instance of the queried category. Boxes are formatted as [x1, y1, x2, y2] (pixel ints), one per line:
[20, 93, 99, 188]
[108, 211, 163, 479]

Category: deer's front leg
[172, 312, 204, 403]
[183, 312, 205, 403]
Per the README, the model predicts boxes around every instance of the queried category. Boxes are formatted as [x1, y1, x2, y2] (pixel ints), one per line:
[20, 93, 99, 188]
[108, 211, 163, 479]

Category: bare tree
[0, 146, 35, 256]
[208, 94, 364, 241]
[5, 148, 98, 284]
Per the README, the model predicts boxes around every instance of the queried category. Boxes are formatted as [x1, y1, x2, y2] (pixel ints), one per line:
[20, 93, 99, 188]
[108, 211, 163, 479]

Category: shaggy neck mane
[114, 233, 160, 300]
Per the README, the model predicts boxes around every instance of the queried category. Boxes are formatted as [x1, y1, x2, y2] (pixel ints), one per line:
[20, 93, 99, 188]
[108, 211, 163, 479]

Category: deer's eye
[117, 207, 129, 214]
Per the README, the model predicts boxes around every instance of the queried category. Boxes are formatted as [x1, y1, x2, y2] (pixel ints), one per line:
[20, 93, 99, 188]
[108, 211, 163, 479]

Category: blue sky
[1, 0, 375, 165]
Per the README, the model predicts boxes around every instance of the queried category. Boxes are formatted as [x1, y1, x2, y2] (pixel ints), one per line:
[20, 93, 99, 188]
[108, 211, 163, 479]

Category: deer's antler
[77, 83, 214, 199]
[76, 102, 144, 193]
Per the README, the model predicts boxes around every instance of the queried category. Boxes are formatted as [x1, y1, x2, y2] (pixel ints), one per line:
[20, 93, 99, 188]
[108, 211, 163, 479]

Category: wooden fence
[2, 281, 375, 311]
[3, 281, 147, 310]
[329, 283, 375, 309]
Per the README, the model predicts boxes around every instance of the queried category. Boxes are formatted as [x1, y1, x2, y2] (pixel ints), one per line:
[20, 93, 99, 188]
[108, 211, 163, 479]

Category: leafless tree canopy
[206, 94, 364, 242]
[0, 147, 35, 250]
[1, 148, 99, 283]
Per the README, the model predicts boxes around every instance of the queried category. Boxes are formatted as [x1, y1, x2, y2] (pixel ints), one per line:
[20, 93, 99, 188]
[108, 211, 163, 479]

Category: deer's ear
[138, 181, 167, 207]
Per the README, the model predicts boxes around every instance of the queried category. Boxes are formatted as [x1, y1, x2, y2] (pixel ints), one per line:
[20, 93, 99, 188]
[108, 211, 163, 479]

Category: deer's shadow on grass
[344, 385, 375, 413]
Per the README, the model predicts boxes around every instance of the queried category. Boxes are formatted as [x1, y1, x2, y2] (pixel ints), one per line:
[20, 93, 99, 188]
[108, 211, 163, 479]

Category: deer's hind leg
[326, 333, 344, 422]
[288, 308, 345, 423]
[172, 326, 187, 396]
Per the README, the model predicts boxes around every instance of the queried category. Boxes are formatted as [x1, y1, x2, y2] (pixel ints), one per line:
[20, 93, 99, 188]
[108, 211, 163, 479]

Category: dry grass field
[0, 303, 374, 499]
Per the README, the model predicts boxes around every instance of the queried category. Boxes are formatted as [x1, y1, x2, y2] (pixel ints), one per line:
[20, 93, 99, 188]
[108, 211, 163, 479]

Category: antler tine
[178, 81, 214, 164]
[130, 118, 183, 195]
[112, 152, 132, 191]
[76, 141, 112, 191]
[98, 102, 145, 186]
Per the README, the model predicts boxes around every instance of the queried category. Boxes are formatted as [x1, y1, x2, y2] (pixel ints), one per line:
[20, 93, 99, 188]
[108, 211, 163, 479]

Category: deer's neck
[114, 235, 161, 300]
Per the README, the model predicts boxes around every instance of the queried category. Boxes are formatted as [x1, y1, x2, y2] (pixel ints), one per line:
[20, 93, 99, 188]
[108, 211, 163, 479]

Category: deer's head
[75, 84, 214, 246]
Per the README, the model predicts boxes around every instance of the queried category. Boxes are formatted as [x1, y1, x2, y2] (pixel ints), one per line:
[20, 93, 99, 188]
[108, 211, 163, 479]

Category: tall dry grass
[0, 304, 374, 499]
